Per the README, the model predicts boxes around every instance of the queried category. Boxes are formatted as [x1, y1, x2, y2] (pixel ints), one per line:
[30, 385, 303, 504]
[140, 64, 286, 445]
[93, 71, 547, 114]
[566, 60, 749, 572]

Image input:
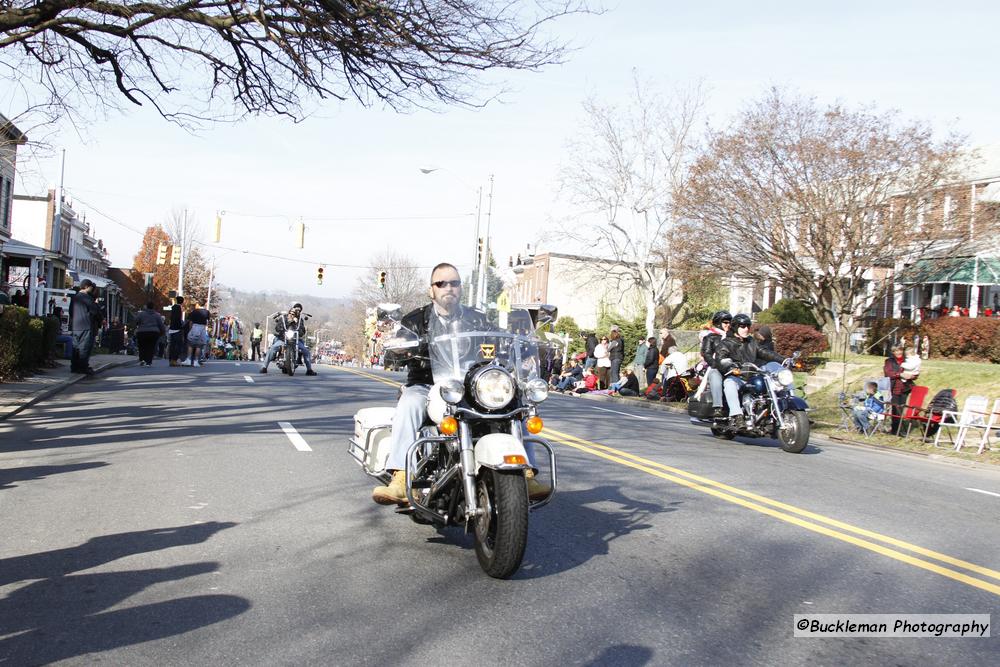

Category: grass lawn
[802, 354, 1000, 464]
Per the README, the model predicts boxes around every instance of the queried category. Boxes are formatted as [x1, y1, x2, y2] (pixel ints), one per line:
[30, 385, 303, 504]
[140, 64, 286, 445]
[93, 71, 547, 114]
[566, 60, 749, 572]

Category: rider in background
[713, 313, 787, 429]
[700, 310, 731, 417]
[260, 303, 318, 376]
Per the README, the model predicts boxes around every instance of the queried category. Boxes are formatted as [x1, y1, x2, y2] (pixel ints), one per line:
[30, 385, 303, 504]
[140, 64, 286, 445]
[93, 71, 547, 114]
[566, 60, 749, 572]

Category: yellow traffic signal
[169, 245, 181, 265]
[378, 271, 387, 290]
[213, 214, 222, 243]
[156, 242, 168, 265]
[317, 266, 324, 285]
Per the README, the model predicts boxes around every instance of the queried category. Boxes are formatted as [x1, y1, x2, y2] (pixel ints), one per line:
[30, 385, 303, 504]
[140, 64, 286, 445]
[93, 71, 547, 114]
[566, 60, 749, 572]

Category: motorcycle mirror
[536, 304, 558, 326]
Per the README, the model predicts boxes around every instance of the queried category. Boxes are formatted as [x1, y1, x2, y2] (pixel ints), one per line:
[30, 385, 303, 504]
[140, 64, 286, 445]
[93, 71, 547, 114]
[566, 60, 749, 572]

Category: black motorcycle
[688, 354, 811, 453]
[268, 311, 310, 376]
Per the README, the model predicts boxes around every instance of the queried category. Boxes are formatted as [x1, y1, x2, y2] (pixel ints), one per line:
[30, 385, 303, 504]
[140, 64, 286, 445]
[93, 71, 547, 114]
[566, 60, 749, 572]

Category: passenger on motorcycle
[713, 313, 787, 428]
[372, 263, 549, 505]
[700, 310, 731, 416]
[260, 303, 317, 376]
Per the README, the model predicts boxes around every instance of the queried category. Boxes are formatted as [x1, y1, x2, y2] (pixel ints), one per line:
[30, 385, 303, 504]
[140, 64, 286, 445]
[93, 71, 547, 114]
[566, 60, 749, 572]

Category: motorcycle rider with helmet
[372, 262, 550, 505]
[712, 313, 786, 428]
[700, 310, 731, 416]
[260, 302, 318, 375]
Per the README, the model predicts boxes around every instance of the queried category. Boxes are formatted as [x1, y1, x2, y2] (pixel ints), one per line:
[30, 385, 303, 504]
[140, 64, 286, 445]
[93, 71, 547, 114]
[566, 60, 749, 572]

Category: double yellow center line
[546, 428, 1000, 597]
[335, 365, 1000, 597]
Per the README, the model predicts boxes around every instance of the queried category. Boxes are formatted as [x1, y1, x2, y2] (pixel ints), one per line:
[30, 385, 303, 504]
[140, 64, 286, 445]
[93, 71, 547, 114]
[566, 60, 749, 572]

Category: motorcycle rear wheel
[284, 345, 295, 376]
[777, 410, 810, 453]
[474, 469, 528, 579]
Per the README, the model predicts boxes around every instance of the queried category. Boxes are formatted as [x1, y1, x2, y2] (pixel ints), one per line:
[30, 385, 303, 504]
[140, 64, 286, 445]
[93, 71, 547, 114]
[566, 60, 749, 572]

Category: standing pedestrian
[134, 301, 167, 367]
[594, 335, 611, 389]
[883, 344, 914, 436]
[251, 322, 264, 362]
[68, 279, 103, 374]
[658, 327, 678, 361]
[642, 336, 659, 386]
[183, 302, 210, 367]
[168, 295, 185, 366]
[583, 331, 598, 370]
[607, 325, 624, 385]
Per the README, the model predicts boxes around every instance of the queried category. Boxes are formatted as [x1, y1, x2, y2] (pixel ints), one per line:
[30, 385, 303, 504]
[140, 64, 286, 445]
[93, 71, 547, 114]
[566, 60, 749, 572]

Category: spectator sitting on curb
[572, 367, 599, 394]
[611, 368, 641, 396]
[554, 359, 583, 392]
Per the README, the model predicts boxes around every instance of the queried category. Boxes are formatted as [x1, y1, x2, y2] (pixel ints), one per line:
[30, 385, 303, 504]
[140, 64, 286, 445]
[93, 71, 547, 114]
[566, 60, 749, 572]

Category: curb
[0, 359, 136, 421]
[558, 390, 997, 470]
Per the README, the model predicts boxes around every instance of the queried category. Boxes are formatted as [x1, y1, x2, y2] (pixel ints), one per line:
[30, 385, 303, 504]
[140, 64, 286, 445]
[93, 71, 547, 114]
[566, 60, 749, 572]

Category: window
[943, 194, 952, 226]
[0, 177, 9, 231]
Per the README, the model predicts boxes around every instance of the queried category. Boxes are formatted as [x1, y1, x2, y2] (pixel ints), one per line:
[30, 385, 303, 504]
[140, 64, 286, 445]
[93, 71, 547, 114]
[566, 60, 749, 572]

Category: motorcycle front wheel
[474, 469, 528, 579]
[284, 345, 295, 376]
[776, 410, 810, 453]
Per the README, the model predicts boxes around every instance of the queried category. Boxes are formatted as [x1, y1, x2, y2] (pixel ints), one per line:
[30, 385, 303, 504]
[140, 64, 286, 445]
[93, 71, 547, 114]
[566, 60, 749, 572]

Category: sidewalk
[0, 354, 136, 420]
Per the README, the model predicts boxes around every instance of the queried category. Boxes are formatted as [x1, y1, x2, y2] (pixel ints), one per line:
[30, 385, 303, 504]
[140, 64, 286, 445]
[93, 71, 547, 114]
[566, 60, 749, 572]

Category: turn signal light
[503, 454, 527, 465]
[440, 416, 458, 435]
[525, 416, 543, 434]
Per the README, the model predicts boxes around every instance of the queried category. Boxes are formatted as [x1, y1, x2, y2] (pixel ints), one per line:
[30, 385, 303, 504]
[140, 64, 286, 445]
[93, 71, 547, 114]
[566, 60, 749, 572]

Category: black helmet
[732, 313, 752, 329]
[711, 310, 732, 327]
[290, 302, 302, 310]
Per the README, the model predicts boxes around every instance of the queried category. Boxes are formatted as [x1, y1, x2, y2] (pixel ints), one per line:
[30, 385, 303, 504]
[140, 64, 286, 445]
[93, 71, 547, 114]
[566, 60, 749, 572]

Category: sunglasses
[432, 280, 462, 288]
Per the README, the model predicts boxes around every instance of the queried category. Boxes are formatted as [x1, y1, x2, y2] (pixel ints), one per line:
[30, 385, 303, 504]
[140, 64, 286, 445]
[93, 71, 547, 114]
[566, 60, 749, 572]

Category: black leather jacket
[700, 330, 724, 365]
[399, 303, 490, 386]
[273, 313, 306, 341]
[712, 333, 785, 373]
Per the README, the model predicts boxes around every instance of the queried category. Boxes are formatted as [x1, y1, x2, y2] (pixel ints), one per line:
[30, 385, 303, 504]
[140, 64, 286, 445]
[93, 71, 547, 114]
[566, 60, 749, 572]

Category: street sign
[497, 289, 511, 313]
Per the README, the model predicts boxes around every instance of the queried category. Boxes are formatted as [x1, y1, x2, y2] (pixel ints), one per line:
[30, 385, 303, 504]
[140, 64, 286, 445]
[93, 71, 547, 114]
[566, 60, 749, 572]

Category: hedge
[0, 307, 60, 382]
[921, 317, 1000, 363]
[766, 323, 829, 359]
[756, 298, 819, 327]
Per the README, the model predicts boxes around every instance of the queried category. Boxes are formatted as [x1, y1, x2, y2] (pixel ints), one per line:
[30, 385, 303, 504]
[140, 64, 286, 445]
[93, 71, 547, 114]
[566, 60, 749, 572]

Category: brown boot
[525, 469, 551, 501]
[372, 470, 408, 506]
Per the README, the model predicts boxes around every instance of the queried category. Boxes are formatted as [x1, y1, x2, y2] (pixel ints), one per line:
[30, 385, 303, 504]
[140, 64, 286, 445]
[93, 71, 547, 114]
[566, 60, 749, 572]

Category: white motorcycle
[348, 308, 557, 578]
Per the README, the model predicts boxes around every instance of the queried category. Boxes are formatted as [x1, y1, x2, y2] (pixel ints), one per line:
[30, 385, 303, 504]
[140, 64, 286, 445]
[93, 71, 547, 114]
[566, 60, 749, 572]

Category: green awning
[896, 256, 1000, 285]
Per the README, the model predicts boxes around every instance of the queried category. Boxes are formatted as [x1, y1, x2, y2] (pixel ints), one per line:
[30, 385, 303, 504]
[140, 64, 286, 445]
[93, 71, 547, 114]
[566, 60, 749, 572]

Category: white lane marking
[966, 487, 1000, 498]
[588, 405, 653, 421]
[278, 421, 312, 451]
[235, 362, 241, 367]
[244, 375, 254, 383]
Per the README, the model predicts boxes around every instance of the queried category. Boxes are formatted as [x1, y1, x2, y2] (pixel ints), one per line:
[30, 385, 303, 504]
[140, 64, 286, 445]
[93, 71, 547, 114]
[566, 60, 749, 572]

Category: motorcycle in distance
[687, 352, 811, 453]
[266, 310, 311, 376]
[348, 307, 558, 579]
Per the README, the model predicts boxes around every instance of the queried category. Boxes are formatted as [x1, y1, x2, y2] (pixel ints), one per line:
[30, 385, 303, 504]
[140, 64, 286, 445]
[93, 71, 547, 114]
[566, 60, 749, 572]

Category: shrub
[0, 306, 30, 381]
[757, 298, 819, 327]
[769, 323, 829, 358]
[26, 317, 46, 366]
[922, 317, 1000, 362]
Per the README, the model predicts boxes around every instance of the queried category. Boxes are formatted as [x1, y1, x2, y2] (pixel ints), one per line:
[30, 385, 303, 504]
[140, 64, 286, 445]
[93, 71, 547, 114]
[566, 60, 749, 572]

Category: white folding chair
[935, 395, 988, 449]
[964, 398, 1000, 455]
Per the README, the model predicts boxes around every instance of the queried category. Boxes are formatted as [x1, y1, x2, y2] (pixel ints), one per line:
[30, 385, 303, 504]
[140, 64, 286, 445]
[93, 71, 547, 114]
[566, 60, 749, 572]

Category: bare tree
[353, 249, 425, 313]
[679, 88, 970, 352]
[555, 77, 706, 335]
[1, 1, 585, 124]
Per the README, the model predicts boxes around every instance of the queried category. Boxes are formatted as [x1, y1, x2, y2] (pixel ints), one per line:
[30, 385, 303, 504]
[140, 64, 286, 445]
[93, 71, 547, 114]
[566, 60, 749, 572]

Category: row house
[507, 249, 672, 330]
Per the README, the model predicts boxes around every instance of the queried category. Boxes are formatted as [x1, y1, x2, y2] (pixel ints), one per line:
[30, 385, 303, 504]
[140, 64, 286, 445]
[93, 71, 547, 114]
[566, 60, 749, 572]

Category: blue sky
[11, 1, 999, 300]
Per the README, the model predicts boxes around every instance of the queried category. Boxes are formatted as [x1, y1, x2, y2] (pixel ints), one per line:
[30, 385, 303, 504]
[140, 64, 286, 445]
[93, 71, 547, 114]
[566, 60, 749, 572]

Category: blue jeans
[263, 339, 313, 372]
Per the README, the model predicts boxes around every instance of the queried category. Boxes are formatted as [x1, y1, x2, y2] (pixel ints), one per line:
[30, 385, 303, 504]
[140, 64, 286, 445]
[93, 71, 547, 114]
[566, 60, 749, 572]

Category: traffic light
[170, 245, 181, 265]
[317, 266, 324, 285]
[213, 213, 222, 243]
[156, 242, 168, 265]
[477, 237, 484, 264]
[378, 271, 387, 290]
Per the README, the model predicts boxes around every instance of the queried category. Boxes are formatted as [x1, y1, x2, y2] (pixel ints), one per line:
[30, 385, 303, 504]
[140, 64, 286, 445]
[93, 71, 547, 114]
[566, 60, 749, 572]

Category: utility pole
[477, 174, 495, 310]
[205, 257, 215, 312]
[469, 186, 482, 307]
[177, 214, 187, 297]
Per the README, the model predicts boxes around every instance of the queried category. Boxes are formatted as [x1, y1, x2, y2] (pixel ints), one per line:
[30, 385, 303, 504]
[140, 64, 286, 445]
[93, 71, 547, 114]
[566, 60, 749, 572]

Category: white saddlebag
[348, 407, 396, 476]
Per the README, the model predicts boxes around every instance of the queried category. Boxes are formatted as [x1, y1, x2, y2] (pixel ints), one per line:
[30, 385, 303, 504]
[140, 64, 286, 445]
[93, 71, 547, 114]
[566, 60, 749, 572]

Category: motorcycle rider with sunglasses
[712, 313, 787, 428]
[260, 302, 318, 375]
[372, 263, 550, 505]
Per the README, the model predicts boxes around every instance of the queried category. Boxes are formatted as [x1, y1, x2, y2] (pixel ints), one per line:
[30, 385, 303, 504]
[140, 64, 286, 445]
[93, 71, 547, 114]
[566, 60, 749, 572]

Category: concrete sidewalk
[0, 354, 137, 420]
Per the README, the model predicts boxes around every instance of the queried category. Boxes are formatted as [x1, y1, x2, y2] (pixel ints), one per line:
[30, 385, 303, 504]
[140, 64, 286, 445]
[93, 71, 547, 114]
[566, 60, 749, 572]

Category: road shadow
[421, 485, 679, 579]
[0, 461, 109, 490]
[0, 521, 247, 664]
[582, 644, 656, 666]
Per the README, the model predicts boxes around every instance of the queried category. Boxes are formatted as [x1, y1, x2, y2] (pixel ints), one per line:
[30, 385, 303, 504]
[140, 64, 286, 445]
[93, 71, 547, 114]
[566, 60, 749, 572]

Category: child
[900, 345, 921, 379]
[852, 381, 886, 433]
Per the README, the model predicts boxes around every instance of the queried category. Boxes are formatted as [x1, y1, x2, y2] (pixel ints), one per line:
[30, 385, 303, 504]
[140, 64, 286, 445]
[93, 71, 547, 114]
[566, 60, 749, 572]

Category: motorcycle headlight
[440, 379, 465, 404]
[777, 369, 794, 387]
[284, 330, 296, 340]
[472, 368, 516, 410]
[524, 377, 549, 403]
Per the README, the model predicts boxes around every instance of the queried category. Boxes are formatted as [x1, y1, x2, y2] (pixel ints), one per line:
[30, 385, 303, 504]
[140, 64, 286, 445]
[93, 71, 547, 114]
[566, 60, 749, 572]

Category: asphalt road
[1, 361, 997, 666]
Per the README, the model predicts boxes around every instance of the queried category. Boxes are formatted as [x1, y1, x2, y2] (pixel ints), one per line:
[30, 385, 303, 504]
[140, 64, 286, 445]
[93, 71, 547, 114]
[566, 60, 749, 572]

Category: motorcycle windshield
[429, 311, 542, 385]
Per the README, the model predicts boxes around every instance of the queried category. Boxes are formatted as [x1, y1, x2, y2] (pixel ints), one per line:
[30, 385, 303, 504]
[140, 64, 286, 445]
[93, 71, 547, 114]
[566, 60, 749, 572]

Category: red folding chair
[908, 389, 958, 441]
[898, 386, 930, 438]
